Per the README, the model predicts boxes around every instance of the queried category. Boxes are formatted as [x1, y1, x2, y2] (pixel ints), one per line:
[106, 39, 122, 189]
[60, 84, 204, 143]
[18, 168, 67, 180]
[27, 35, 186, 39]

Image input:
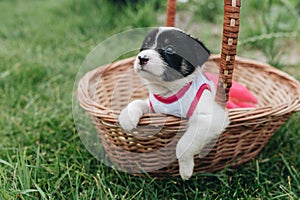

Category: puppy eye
[164, 45, 175, 54]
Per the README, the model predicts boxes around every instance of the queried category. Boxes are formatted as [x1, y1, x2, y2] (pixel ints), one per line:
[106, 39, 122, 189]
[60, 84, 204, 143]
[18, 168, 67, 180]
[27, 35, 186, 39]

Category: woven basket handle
[216, 0, 241, 108]
[166, 0, 241, 108]
[166, 0, 177, 26]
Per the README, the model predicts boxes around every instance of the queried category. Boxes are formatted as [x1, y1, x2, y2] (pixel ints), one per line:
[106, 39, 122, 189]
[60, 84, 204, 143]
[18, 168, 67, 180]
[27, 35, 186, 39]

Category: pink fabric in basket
[205, 72, 258, 109]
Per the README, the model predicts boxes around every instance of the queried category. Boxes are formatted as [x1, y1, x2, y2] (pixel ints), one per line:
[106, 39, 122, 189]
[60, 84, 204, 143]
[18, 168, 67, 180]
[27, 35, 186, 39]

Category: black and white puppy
[119, 27, 229, 180]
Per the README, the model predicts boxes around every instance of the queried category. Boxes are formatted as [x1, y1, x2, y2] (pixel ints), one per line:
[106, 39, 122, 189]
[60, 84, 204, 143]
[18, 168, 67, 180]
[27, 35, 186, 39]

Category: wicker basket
[77, 0, 300, 177]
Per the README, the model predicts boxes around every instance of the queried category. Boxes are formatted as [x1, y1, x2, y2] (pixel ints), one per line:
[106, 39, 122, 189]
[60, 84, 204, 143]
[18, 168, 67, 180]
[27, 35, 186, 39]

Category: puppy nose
[138, 55, 149, 65]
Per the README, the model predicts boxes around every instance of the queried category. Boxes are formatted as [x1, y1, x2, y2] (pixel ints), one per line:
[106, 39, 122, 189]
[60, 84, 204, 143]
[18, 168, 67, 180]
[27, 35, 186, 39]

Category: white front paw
[118, 105, 143, 131]
[178, 157, 194, 180]
[176, 142, 195, 180]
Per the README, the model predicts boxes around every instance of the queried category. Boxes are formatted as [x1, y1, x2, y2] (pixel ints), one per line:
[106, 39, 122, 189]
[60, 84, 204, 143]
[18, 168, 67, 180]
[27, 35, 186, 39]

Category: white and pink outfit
[149, 73, 216, 118]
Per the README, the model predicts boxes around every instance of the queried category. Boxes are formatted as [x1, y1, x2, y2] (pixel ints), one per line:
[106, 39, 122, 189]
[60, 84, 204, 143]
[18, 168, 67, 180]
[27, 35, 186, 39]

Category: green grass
[0, 0, 299, 199]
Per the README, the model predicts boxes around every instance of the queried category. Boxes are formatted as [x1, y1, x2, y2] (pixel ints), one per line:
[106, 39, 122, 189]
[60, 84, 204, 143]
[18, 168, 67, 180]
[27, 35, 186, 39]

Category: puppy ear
[140, 28, 160, 51]
[167, 29, 210, 69]
[187, 34, 210, 67]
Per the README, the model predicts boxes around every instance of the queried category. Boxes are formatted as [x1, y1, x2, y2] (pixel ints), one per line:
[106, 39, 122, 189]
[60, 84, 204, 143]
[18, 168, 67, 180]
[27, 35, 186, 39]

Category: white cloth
[149, 73, 215, 118]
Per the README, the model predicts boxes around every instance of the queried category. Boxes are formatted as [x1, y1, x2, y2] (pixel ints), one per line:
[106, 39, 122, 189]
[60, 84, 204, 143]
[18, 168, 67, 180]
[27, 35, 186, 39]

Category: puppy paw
[178, 157, 194, 180]
[119, 103, 143, 131]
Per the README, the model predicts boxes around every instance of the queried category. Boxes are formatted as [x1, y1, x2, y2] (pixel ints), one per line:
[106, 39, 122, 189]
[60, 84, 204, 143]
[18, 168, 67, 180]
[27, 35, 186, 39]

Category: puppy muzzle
[138, 55, 149, 66]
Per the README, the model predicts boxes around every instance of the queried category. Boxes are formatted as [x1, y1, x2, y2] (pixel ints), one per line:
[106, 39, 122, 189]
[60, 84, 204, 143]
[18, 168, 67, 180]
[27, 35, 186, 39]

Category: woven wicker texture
[78, 55, 300, 177]
[166, 0, 177, 27]
[77, 0, 300, 177]
[217, 0, 241, 108]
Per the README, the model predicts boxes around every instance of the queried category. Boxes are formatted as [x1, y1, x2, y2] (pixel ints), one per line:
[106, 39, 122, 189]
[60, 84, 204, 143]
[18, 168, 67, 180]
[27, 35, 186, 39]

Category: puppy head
[134, 27, 210, 82]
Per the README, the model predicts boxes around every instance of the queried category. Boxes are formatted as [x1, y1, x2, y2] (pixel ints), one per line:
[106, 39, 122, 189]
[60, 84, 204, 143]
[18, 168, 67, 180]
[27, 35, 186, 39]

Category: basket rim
[77, 55, 300, 124]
